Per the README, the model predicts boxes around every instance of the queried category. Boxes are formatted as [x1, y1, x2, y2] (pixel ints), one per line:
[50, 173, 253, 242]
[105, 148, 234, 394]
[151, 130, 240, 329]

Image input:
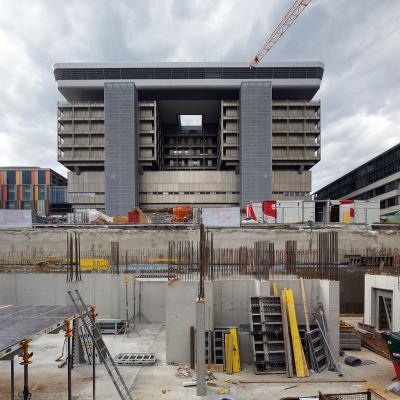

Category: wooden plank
[284, 289, 309, 378]
[272, 281, 279, 296]
[230, 328, 241, 373]
[225, 332, 233, 374]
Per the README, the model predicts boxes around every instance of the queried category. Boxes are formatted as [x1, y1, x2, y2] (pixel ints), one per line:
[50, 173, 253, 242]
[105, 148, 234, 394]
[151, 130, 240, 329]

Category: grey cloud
[0, 0, 399, 188]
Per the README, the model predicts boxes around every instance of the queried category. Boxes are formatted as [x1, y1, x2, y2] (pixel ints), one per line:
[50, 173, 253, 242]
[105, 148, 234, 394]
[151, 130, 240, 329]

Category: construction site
[1, 1, 400, 400]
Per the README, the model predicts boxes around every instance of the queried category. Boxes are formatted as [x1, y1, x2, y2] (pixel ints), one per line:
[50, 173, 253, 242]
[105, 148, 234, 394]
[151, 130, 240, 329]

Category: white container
[276, 201, 303, 223]
[354, 200, 380, 224]
[303, 201, 316, 222]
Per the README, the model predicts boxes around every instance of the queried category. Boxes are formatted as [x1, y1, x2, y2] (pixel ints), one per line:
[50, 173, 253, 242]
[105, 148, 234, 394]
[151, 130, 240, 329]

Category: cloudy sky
[0, 0, 399, 191]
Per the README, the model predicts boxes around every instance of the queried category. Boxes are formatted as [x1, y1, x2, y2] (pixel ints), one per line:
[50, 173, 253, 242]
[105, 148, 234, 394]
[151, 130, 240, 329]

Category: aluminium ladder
[68, 289, 133, 400]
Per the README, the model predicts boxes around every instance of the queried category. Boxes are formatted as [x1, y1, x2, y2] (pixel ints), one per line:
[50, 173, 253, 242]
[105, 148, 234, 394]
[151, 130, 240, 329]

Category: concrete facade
[67, 170, 105, 210]
[104, 82, 139, 215]
[240, 82, 273, 206]
[364, 273, 400, 331]
[139, 170, 239, 206]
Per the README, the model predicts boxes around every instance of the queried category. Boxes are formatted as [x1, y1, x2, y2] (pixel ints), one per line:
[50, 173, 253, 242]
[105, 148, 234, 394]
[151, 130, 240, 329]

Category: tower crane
[250, 0, 312, 68]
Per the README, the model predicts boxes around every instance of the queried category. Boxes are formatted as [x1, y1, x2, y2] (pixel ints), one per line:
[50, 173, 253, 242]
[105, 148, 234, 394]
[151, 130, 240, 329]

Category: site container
[354, 200, 380, 224]
[276, 201, 303, 223]
[246, 199, 379, 224]
[303, 201, 315, 222]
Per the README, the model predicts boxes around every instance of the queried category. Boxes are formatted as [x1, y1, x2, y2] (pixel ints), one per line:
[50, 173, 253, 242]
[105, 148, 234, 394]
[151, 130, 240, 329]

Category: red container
[128, 211, 140, 223]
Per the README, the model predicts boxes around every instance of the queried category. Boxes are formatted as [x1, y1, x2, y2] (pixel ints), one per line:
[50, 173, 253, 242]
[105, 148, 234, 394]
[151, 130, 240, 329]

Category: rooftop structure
[314, 143, 400, 216]
[54, 62, 323, 215]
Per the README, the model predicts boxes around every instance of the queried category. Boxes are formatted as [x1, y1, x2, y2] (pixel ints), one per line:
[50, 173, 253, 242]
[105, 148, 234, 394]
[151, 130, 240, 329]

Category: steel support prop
[90, 305, 97, 400]
[10, 358, 14, 400]
[19, 338, 32, 400]
[65, 317, 73, 400]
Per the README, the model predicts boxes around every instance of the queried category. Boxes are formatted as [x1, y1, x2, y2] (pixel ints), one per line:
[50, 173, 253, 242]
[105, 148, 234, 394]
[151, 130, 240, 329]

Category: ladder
[68, 290, 133, 400]
[306, 328, 329, 372]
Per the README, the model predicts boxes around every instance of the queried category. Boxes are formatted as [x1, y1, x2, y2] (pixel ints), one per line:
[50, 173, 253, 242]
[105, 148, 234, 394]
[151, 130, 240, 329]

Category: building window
[6, 201, 15, 209]
[38, 185, 46, 200]
[38, 170, 46, 185]
[7, 186, 15, 201]
[22, 171, 31, 184]
[6, 171, 16, 184]
[22, 201, 31, 210]
[22, 186, 31, 201]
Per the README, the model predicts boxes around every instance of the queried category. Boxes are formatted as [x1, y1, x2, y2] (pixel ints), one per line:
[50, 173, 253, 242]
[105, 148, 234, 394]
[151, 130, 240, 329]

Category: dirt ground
[0, 323, 398, 400]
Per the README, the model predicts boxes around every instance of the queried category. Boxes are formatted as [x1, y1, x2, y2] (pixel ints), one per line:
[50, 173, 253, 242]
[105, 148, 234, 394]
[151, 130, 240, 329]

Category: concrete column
[196, 300, 206, 397]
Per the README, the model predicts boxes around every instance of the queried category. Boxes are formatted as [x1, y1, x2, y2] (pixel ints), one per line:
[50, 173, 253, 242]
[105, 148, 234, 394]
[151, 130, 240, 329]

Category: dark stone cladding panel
[240, 81, 272, 207]
[104, 82, 138, 216]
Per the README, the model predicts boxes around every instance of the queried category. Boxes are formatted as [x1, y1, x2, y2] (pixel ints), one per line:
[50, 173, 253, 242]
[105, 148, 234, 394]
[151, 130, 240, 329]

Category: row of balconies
[272, 100, 320, 107]
[58, 150, 320, 163]
[166, 148, 216, 156]
[272, 126, 320, 133]
[58, 114, 104, 121]
[58, 141, 105, 148]
[58, 149, 104, 161]
[58, 138, 318, 149]
[272, 112, 320, 119]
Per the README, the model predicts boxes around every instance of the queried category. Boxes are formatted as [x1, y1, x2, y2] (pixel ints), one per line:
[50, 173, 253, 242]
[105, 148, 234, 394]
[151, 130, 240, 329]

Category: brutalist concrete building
[54, 62, 323, 215]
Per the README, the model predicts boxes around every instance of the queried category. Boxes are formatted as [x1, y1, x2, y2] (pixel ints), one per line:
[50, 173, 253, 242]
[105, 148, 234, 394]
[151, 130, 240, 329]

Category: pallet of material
[249, 296, 287, 374]
[340, 321, 361, 351]
[357, 322, 390, 360]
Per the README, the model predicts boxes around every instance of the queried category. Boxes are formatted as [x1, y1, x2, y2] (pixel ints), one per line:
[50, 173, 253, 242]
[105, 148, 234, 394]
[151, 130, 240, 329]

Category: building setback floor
[0, 323, 396, 400]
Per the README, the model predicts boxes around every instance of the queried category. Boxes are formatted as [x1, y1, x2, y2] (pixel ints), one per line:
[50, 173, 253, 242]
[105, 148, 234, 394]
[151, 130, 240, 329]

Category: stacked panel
[250, 296, 286, 374]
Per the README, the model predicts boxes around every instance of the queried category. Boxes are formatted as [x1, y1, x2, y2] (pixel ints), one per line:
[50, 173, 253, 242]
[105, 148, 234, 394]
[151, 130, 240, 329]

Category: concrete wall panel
[165, 281, 213, 364]
[364, 274, 400, 331]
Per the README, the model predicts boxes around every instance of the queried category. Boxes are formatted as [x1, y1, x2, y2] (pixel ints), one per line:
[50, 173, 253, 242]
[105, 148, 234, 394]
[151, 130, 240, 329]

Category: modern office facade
[54, 62, 323, 215]
[314, 143, 400, 216]
[0, 167, 68, 216]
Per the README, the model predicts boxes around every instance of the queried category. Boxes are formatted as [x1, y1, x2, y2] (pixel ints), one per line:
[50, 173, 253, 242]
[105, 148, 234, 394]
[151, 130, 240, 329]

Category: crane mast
[250, 0, 312, 68]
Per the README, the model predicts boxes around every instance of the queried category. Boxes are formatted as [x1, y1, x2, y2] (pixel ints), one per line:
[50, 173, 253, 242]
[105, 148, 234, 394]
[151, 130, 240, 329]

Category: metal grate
[114, 353, 156, 366]
[319, 390, 386, 400]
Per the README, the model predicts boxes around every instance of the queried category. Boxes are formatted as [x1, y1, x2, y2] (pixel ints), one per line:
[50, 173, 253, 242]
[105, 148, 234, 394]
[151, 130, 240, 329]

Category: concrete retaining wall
[165, 278, 339, 363]
[0, 273, 340, 363]
[0, 273, 166, 322]
[165, 281, 214, 364]
[0, 226, 399, 254]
